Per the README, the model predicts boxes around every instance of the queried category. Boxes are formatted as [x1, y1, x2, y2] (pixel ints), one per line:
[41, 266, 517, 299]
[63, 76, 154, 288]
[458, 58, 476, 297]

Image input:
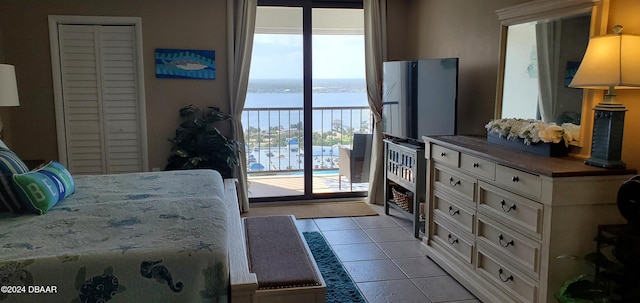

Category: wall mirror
[495, 0, 608, 146]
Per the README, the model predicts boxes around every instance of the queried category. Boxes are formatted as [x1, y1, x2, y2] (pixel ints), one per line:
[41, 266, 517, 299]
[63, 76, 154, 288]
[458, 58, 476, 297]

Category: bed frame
[224, 179, 259, 303]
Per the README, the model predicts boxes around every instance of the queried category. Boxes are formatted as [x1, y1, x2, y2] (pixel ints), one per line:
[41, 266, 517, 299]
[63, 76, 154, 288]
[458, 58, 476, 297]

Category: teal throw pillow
[0, 147, 29, 213]
[12, 161, 75, 215]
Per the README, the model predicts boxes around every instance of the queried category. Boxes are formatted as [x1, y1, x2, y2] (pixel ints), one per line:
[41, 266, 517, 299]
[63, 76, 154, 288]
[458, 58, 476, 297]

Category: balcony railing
[242, 106, 372, 174]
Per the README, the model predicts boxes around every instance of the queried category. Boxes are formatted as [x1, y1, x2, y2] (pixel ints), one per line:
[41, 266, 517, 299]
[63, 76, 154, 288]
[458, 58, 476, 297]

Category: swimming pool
[291, 169, 338, 176]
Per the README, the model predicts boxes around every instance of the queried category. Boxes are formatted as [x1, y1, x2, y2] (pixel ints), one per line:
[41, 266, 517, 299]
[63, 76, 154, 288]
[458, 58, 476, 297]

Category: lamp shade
[0, 64, 19, 107]
[569, 33, 640, 89]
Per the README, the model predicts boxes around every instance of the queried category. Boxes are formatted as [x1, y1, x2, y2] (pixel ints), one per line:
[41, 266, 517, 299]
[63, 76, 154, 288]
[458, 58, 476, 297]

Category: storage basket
[391, 186, 413, 213]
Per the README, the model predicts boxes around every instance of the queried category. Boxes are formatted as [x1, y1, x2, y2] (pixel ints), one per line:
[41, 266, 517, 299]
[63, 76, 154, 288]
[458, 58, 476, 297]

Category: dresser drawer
[478, 181, 543, 239]
[477, 214, 540, 278]
[433, 189, 475, 234]
[431, 144, 459, 167]
[460, 153, 496, 180]
[476, 246, 539, 303]
[433, 216, 474, 265]
[433, 164, 476, 202]
[495, 165, 542, 199]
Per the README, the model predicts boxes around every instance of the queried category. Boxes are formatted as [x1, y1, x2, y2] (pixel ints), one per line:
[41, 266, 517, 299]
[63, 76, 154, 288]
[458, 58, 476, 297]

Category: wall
[4, 0, 638, 171]
[0, 24, 12, 145]
[398, 0, 640, 170]
[390, 0, 530, 136]
[606, 0, 640, 169]
[0, 0, 228, 170]
[385, 0, 411, 61]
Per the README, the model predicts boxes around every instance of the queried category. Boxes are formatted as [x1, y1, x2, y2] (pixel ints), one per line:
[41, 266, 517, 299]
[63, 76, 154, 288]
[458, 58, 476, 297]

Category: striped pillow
[0, 147, 29, 213]
[13, 161, 75, 215]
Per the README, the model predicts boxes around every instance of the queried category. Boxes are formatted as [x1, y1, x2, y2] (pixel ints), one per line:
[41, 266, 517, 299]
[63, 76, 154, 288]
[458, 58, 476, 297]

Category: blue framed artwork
[155, 48, 216, 79]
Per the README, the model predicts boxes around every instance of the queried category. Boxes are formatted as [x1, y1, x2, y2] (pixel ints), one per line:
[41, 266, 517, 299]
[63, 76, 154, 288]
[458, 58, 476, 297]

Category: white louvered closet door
[58, 24, 144, 174]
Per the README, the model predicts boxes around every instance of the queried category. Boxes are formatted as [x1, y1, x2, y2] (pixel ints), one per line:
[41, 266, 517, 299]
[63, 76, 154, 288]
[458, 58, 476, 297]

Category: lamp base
[585, 157, 626, 169]
[586, 101, 627, 169]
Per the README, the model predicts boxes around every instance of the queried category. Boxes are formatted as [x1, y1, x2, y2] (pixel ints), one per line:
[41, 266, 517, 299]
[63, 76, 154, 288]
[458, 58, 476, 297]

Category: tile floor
[294, 204, 481, 303]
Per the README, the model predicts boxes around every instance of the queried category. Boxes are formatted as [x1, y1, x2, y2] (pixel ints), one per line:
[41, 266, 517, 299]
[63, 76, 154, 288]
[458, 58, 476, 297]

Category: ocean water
[242, 92, 371, 132]
[245, 92, 368, 108]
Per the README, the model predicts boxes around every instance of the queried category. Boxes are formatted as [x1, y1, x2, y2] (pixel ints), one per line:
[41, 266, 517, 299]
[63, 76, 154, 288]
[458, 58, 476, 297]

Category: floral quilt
[0, 170, 229, 303]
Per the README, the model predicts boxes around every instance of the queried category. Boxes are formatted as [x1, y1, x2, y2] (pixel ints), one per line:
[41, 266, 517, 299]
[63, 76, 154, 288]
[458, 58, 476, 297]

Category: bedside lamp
[0, 64, 20, 135]
[569, 25, 640, 169]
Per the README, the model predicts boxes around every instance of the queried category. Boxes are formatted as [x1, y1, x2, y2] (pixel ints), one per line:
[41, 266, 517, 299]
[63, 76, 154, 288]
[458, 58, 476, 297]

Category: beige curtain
[364, 0, 387, 205]
[536, 21, 561, 123]
[227, 0, 257, 212]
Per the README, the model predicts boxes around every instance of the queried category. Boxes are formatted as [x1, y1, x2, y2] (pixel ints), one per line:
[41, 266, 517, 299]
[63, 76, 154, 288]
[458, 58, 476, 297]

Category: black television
[382, 58, 458, 143]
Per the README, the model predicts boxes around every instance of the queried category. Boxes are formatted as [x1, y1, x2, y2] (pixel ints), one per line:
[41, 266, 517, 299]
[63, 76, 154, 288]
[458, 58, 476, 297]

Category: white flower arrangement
[485, 118, 578, 147]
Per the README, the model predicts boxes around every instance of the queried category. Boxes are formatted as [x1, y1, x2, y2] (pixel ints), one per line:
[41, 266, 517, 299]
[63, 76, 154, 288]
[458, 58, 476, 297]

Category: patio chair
[338, 133, 373, 191]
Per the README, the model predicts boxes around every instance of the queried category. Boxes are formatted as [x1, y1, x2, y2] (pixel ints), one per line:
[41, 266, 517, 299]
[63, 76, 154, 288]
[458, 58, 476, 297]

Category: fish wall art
[155, 48, 216, 79]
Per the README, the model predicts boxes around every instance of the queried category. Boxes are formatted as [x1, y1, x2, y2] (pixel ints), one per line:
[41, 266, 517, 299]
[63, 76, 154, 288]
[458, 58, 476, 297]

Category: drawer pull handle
[498, 269, 514, 282]
[449, 177, 461, 187]
[501, 200, 517, 212]
[512, 176, 520, 182]
[498, 234, 514, 247]
[473, 162, 479, 168]
[448, 206, 460, 216]
[441, 152, 446, 157]
[447, 234, 458, 244]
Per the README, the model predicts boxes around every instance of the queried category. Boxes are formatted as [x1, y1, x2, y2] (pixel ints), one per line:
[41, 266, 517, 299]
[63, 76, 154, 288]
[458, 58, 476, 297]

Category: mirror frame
[494, 0, 609, 147]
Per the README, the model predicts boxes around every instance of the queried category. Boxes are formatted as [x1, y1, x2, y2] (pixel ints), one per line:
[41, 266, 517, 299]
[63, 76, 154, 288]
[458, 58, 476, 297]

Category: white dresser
[421, 135, 636, 303]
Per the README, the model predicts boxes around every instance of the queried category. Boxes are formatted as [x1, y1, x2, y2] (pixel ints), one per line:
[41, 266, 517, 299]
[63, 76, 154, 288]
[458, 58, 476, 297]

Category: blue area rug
[303, 231, 367, 303]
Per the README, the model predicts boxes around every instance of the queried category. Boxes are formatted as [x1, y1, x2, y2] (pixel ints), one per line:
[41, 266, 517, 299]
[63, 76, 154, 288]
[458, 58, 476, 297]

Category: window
[245, 1, 369, 200]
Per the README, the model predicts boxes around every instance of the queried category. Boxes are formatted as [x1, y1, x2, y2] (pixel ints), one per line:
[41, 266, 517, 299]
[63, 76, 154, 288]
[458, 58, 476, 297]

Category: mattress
[0, 170, 229, 303]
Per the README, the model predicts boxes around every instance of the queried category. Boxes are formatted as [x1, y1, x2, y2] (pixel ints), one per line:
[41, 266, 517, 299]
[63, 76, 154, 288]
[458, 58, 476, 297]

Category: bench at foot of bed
[243, 215, 326, 303]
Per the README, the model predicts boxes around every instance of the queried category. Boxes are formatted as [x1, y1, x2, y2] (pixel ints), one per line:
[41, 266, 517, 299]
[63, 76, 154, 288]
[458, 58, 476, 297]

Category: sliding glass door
[245, 6, 305, 199]
[310, 7, 370, 195]
[245, 1, 370, 201]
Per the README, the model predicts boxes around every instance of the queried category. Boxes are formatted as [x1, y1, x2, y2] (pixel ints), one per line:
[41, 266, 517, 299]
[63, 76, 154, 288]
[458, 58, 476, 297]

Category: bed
[0, 169, 258, 303]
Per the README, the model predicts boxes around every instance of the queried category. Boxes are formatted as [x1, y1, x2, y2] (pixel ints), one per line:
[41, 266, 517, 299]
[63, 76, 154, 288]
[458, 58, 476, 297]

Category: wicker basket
[391, 187, 413, 213]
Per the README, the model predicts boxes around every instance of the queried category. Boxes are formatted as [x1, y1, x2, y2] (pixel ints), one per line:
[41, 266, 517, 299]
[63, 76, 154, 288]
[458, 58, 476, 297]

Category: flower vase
[487, 132, 568, 157]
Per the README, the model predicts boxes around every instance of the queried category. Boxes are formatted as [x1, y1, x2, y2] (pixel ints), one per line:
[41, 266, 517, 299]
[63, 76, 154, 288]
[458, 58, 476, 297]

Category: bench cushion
[244, 215, 323, 289]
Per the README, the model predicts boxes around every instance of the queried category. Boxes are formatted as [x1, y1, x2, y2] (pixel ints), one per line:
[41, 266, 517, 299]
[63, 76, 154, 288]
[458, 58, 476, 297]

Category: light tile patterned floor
[294, 204, 481, 303]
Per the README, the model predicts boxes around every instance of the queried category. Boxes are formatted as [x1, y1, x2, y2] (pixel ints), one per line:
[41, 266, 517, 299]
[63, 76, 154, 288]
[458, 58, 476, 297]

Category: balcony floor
[248, 173, 369, 198]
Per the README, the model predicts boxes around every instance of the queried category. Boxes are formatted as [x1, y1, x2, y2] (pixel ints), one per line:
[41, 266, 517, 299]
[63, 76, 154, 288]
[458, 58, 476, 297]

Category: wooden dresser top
[423, 135, 637, 178]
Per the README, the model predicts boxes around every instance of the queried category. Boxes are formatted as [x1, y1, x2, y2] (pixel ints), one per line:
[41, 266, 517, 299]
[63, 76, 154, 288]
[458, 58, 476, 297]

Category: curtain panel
[536, 21, 561, 123]
[227, 0, 257, 212]
[364, 0, 387, 204]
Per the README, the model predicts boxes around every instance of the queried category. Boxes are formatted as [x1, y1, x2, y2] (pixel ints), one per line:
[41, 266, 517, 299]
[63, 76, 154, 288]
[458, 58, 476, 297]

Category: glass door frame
[250, 0, 367, 203]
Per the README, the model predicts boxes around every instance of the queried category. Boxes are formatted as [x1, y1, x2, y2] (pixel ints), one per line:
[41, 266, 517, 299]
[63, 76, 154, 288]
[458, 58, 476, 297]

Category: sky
[248, 34, 366, 80]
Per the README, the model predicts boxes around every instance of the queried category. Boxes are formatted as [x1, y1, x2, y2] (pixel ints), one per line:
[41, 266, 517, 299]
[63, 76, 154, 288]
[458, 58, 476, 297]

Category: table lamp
[569, 25, 640, 169]
[0, 64, 20, 135]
